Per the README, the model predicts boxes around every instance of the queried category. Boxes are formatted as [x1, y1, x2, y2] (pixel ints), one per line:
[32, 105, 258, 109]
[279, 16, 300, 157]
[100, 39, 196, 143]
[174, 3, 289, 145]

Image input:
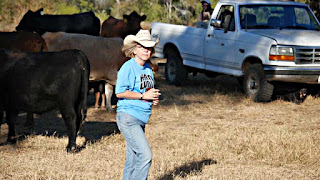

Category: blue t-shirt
[115, 58, 154, 123]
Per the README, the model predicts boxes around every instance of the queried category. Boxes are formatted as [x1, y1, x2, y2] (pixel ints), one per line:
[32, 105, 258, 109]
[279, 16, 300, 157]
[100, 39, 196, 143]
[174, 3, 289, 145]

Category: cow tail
[78, 51, 90, 134]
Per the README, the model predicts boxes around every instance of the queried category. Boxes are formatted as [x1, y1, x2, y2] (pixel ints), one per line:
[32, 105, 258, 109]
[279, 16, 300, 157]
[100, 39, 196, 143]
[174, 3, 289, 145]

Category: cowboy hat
[123, 29, 159, 48]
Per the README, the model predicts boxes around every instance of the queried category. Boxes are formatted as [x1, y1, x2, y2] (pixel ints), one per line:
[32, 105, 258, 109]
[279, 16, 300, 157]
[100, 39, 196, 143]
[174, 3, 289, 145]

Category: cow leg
[6, 110, 19, 143]
[101, 93, 106, 108]
[75, 104, 86, 136]
[24, 112, 35, 134]
[94, 91, 101, 109]
[105, 83, 114, 112]
[0, 107, 5, 135]
[0, 103, 4, 125]
[0, 111, 3, 124]
[59, 106, 77, 153]
[99, 81, 106, 108]
[0, 111, 3, 134]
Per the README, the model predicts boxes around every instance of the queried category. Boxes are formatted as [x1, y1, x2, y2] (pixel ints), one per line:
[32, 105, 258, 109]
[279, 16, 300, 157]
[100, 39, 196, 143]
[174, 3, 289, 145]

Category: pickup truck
[151, 0, 320, 102]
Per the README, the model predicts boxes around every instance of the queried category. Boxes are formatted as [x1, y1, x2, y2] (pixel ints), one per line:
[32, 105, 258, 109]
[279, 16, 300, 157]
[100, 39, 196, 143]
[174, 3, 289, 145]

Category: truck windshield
[239, 5, 320, 30]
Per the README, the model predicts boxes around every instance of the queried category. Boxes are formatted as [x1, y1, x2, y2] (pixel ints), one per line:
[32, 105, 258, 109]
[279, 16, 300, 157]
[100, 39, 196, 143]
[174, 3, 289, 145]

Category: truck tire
[243, 64, 274, 102]
[165, 49, 187, 86]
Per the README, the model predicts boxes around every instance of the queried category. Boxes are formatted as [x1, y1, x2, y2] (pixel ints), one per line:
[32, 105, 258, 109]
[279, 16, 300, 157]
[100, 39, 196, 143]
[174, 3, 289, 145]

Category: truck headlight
[269, 45, 294, 61]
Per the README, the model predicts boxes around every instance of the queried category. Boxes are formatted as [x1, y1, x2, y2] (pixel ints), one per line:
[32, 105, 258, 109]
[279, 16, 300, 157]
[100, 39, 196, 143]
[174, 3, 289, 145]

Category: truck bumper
[264, 66, 320, 84]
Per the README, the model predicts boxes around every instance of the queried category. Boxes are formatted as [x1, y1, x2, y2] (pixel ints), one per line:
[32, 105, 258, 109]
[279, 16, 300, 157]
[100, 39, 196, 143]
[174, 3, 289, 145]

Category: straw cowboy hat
[123, 29, 159, 48]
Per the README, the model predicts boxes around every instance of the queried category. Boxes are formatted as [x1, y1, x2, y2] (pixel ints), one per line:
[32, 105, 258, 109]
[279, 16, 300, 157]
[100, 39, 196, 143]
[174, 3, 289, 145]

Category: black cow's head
[123, 11, 147, 35]
[123, 11, 147, 22]
[16, 8, 44, 32]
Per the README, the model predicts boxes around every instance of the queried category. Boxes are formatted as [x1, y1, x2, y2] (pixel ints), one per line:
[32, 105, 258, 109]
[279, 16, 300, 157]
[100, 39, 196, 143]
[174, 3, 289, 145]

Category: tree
[308, 0, 320, 21]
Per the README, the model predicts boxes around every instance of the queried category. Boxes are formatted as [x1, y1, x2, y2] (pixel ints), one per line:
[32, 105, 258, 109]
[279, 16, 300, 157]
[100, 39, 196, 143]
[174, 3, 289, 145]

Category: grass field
[1, 67, 319, 180]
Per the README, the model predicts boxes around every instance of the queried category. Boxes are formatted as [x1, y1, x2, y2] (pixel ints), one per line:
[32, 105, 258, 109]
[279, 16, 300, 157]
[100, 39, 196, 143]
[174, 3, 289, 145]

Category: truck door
[204, 4, 238, 75]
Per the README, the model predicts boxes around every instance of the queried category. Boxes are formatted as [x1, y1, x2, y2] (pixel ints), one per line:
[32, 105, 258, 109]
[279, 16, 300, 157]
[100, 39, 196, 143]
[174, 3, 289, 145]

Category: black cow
[0, 31, 48, 129]
[16, 8, 100, 36]
[0, 49, 90, 152]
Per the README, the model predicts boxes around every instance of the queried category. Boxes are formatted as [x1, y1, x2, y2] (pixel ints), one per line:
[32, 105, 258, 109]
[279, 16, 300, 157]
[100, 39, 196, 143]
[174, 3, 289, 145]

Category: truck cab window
[217, 5, 235, 31]
[239, 5, 320, 30]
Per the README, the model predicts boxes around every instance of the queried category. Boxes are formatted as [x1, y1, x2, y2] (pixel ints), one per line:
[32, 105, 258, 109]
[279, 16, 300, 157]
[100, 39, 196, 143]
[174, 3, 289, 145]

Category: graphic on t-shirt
[140, 74, 154, 90]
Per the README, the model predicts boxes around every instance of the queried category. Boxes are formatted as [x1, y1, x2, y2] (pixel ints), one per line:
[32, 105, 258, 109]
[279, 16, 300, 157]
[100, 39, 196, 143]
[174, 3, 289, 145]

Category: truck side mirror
[210, 19, 222, 28]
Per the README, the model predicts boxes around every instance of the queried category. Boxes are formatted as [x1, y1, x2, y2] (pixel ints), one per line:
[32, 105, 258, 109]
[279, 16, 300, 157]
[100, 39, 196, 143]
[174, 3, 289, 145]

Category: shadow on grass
[155, 74, 244, 107]
[80, 121, 120, 143]
[0, 110, 119, 152]
[158, 159, 217, 180]
[155, 68, 320, 106]
[73, 120, 120, 152]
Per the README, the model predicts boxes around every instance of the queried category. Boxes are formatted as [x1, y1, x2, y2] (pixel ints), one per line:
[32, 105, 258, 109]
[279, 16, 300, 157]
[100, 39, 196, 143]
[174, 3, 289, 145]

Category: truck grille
[295, 47, 320, 64]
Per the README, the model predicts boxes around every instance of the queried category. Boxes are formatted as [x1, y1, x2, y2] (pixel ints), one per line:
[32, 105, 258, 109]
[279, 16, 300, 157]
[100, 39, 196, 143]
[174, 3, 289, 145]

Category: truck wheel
[165, 49, 187, 85]
[243, 64, 274, 102]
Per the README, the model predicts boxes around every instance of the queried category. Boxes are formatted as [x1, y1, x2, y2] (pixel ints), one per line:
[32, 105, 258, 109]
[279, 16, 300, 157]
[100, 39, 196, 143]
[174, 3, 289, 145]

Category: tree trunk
[166, 0, 172, 23]
[309, 0, 320, 21]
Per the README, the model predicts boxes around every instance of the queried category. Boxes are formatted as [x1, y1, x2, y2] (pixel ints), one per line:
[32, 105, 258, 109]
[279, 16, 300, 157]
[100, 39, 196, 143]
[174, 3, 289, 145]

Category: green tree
[0, 0, 62, 31]
[0, 0, 318, 32]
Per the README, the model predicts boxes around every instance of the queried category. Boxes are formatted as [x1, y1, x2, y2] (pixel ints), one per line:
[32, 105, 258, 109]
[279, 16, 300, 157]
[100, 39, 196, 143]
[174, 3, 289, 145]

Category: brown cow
[42, 32, 128, 112]
[100, 12, 158, 72]
[0, 31, 48, 130]
[0, 32, 48, 52]
[100, 11, 146, 39]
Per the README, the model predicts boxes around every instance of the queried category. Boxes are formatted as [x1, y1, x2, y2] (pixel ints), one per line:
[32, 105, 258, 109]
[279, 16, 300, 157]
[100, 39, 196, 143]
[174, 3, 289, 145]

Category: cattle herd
[0, 8, 150, 152]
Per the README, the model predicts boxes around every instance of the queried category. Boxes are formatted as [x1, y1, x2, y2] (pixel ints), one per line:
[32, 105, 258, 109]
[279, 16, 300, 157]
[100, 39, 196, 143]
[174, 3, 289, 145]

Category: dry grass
[1, 67, 320, 180]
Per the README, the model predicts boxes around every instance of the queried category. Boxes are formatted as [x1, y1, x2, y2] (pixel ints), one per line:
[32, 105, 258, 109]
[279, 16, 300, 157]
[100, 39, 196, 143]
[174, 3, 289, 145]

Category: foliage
[0, 0, 318, 31]
[0, 0, 62, 31]
[55, 2, 79, 14]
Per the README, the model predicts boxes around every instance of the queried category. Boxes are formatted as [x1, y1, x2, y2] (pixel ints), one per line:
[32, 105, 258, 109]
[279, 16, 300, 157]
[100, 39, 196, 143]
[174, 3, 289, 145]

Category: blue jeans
[116, 112, 152, 180]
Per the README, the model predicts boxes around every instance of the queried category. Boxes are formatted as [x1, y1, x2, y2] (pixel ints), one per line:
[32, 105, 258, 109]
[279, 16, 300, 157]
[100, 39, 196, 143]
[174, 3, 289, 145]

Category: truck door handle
[208, 34, 213, 37]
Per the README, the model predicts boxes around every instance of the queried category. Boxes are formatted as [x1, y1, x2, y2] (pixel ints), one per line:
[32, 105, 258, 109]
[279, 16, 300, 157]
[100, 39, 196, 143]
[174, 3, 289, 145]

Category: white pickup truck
[151, 0, 320, 102]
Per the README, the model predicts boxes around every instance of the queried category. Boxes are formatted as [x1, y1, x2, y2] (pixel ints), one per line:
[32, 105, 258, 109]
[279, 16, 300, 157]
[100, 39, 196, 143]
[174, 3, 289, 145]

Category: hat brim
[124, 35, 159, 48]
